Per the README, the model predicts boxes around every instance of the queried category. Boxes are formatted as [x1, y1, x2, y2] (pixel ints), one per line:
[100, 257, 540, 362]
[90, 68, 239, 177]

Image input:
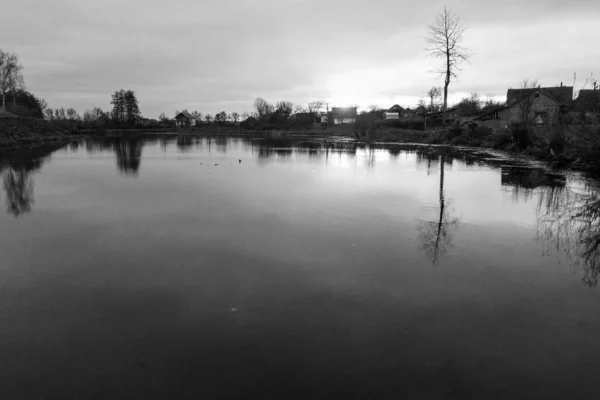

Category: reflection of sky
[3, 139, 600, 399]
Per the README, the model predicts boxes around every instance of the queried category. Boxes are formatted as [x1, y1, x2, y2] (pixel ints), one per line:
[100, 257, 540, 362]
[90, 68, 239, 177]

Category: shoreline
[2, 121, 599, 175]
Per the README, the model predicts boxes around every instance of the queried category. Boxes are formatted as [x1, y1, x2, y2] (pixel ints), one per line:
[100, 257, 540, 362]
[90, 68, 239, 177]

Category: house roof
[574, 89, 600, 112]
[176, 111, 195, 119]
[331, 107, 357, 117]
[418, 106, 458, 118]
[506, 86, 573, 106]
[388, 104, 405, 113]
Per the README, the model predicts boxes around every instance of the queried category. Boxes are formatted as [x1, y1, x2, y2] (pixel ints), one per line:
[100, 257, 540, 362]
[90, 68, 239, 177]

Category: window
[534, 93, 540, 98]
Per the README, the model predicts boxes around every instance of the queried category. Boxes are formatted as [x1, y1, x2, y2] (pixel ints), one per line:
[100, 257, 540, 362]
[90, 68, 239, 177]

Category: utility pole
[326, 102, 330, 130]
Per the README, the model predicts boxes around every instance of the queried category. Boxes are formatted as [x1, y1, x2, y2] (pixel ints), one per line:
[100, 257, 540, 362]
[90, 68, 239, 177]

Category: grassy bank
[356, 124, 600, 174]
[0, 115, 82, 154]
[3, 115, 600, 174]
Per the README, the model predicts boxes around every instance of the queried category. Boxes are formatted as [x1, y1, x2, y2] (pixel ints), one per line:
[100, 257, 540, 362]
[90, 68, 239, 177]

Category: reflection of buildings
[501, 167, 566, 189]
[501, 166, 566, 201]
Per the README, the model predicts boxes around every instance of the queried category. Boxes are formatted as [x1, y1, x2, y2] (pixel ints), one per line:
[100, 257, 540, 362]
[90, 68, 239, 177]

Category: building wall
[508, 94, 561, 124]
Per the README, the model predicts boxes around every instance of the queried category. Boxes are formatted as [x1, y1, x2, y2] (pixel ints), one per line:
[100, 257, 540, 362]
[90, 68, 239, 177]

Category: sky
[2, 0, 599, 118]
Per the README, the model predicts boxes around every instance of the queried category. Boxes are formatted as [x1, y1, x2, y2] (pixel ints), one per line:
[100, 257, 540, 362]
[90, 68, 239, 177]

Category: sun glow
[325, 64, 429, 109]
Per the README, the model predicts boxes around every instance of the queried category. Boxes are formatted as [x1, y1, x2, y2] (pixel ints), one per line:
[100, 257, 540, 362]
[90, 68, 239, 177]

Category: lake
[1, 136, 599, 399]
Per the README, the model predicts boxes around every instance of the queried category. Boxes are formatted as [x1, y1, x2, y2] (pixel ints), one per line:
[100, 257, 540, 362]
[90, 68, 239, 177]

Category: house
[331, 107, 357, 124]
[573, 89, 600, 113]
[473, 85, 573, 127]
[175, 111, 197, 127]
[505, 85, 573, 124]
[388, 104, 405, 113]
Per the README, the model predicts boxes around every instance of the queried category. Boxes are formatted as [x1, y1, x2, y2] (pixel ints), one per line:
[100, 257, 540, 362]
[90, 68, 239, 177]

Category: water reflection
[537, 185, 600, 286]
[418, 153, 459, 264]
[0, 145, 60, 217]
[114, 138, 143, 176]
[502, 166, 566, 202]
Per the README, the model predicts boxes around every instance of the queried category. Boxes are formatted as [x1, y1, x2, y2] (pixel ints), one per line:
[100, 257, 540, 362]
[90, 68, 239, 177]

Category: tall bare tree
[425, 7, 470, 121]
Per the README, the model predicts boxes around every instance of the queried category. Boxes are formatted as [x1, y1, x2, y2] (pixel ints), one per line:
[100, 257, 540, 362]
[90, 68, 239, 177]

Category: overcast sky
[3, 0, 599, 118]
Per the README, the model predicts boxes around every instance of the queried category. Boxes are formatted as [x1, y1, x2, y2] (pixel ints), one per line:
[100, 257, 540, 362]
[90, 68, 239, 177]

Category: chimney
[560, 82, 563, 87]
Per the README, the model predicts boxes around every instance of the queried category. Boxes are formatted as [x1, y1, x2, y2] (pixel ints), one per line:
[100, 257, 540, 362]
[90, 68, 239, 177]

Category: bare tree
[368, 105, 381, 112]
[0, 50, 23, 112]
[44, 108, 54, 120]
[425, 7, 471, 121]
[91, 107, 104, 120]
[307, 101, 324, 114]
[254, 97, 273, 120]
[204, 113, 212, 124]
[427, 86, 442, 112]
[293, 104, 306, 115]
[275, 101, 294, 119]
[517, 78, 540, 125]
[231, 112, 240, 123]
[66, 108, 79, 120]
[241, 111, 249, 120]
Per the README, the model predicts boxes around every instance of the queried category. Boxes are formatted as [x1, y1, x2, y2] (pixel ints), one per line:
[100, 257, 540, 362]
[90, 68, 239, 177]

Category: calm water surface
[1, 136, 600, 399]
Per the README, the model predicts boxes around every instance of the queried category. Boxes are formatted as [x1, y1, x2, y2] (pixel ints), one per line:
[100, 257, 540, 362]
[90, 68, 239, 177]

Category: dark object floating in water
[214, 164, 218, 166]
[239, 159, 241, 163]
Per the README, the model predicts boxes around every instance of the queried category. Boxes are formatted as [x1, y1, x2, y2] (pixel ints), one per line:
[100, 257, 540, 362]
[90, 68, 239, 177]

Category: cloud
[2, 0, 599, 117]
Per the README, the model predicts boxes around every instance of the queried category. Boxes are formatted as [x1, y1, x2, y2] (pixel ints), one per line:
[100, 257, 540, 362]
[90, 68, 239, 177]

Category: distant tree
[110, 90, 126, 124]
[36, 97, 48, 113]
[307, 101, 324, 114]
[417, 98, 427, 110]
[241, 111, 249, 120]
[368, 105, 380, 112]
[44, 108, 54, 120]
[293, 105, 306, 115]
[275, 101, 294, 120]
[426, 7, 471, 121]
[0, 50, 25, 112]
[56, 107, 66, 120]
[159, 112, 169, 127]
[456, 92, 481, 116]
[204, 113, 212, 124]
[254, 97, 273, 120]
[123, 90, 140, 124]
[91, 107, 104, 120]
[214, 111, 227, 125]
[517, 78, 540, 124]
[83, 109, 93, 123]
[66, 108, 79, 120]
[427, 87, 442, 112]
[231, 112, 240, 123]
[191, 111, 201, 120]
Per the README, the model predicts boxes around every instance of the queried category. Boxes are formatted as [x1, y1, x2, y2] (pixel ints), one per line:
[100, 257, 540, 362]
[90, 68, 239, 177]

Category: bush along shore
[0, 115, 80, 154]
[355, 123, 600, 174]
[2, 115, 600, 175]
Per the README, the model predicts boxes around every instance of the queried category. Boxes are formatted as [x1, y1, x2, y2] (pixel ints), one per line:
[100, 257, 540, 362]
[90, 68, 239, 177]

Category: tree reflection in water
[0, 145, 58, 217]
[114, 138, 143, 177]
[536, 185, 600, 286]
[2, 168, 34, 216]
[418, 153, 459, 264]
